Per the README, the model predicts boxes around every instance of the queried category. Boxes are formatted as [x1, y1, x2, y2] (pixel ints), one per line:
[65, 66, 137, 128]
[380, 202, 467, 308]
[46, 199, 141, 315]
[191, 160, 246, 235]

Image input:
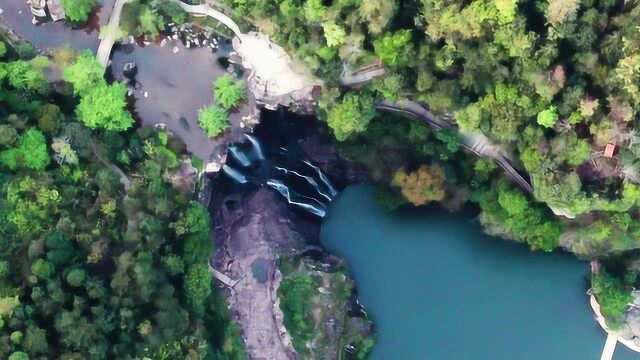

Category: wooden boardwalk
[170, 0, 242, 38]
[96, 0, 131, 67]
[601, 334, 617, 360]
[209, 266, 241, 288]
[376, 100, 534, 194]
[97, 0, 241, 68]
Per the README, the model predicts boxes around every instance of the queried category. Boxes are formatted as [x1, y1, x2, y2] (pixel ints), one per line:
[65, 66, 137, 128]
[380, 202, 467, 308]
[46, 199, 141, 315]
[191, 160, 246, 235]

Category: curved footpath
[96, 0, 131, 67]
[376, 99, 534, 194]
[170, 0, 241, 37]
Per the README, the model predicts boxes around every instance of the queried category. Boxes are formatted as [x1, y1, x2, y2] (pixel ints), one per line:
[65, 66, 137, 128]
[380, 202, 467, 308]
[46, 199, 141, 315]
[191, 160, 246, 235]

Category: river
[321, 185, 639, 360]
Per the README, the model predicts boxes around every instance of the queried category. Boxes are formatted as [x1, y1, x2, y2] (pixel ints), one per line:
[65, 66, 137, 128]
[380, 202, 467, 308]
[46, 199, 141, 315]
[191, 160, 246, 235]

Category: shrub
[198, 105, 229, 137]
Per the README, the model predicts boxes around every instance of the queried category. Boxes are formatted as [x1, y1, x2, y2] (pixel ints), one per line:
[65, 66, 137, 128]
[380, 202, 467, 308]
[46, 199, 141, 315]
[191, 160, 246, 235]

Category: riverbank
[590, 261, 640, 357]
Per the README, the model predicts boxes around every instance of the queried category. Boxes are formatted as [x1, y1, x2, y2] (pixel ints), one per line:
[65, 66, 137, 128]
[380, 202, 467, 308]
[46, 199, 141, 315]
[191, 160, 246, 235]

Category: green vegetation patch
[0, 41, 245, 360]
[277, 256, 374, 359]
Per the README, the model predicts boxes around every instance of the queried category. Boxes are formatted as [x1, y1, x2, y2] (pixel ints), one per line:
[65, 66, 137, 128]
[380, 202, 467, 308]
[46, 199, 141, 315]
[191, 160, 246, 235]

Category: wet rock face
[122, 61, 137, 78]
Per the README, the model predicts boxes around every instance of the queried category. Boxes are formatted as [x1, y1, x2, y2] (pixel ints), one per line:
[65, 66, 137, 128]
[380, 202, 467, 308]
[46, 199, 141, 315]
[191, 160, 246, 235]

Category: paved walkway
[170, 0, 241, 37]
[601, 334, 617, 360]
[96, 0, 131, 67]
[376, 99, 534, 194]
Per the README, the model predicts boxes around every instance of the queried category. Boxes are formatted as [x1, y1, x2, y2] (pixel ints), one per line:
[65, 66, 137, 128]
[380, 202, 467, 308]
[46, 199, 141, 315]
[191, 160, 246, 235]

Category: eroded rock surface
[216, 189, 305, 360]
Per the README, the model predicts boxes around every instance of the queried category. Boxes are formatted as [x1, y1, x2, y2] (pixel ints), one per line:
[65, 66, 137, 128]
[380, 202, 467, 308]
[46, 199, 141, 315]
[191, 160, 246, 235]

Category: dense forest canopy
[5, 0, 640, 352]
[217, 0, 640, 251]
[0, 39, 244, 359]
[215, 0, 640, 329]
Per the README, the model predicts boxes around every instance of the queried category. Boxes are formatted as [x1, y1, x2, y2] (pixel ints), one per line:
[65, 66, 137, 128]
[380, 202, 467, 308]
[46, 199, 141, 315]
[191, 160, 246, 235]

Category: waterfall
[219, 132, 338, 218]
[266, 179, 327, 218]
[304, 160, 338, 197]
[244, 133, 265, 160]
[222, 164, 249, 184]
[274, 166, 333, 201]
[228, 145, 252, 167]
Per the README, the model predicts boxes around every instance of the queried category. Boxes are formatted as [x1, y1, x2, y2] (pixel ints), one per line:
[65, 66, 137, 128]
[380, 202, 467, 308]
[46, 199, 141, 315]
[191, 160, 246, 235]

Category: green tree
[303, 0, 325, 23]
[31, 259, 55, 279]
[198, 105, 229, 137]
[8, 352, 29, 360]
[327, 93, 376, 141]
[537, 106, 559, 128]
[66, 268, 86, 287]
[3, 58, 49, 93]
[278, 274, 317, 352]
[138, 7, 163, 36]
[156, 1, 188, 24]
[322, 22, 347, 47]
[61, 0, 97, 24]
[173, 202, 210, 236]
[373, 30, 414, 68]
[23, 326, 48, 355]
[0, 129, 50, 171]
[494, 0, 518, 24]
[76, 82, 134, 131]
[455, 103, 483, 132]
[63, 52, 104, 94]
[0, 125, 18, 147]
[360, 0, 396, 34]
[184, 264, 212, 315]
[592, 270, 632, 329]
[0, 261, 8, 278]
[10, 330, 23, 344]
[213, 75, 246, 110]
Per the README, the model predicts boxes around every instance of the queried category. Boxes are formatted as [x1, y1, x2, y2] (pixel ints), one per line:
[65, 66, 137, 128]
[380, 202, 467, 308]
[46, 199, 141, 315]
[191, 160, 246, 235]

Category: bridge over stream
[209, 260, 241, 288]
[96, 0, 242, 68]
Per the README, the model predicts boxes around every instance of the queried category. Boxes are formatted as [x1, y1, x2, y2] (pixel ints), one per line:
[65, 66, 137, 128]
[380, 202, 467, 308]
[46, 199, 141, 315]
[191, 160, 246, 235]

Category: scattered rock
[122, 62, 137, 78]
[172, 46, 179, 54]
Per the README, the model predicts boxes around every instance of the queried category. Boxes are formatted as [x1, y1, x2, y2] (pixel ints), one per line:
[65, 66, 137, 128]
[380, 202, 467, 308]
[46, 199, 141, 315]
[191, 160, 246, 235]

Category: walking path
[170, 0, 241, 37]
[377, 99, 534, 194]
[209, 263, 241, 288]
[601, 334, 617, 360]
[96, 0, 131, 67]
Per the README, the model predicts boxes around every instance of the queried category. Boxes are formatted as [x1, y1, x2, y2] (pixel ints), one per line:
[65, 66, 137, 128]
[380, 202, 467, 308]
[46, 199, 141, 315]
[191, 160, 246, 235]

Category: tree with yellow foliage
[392, 164, 446, 206]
